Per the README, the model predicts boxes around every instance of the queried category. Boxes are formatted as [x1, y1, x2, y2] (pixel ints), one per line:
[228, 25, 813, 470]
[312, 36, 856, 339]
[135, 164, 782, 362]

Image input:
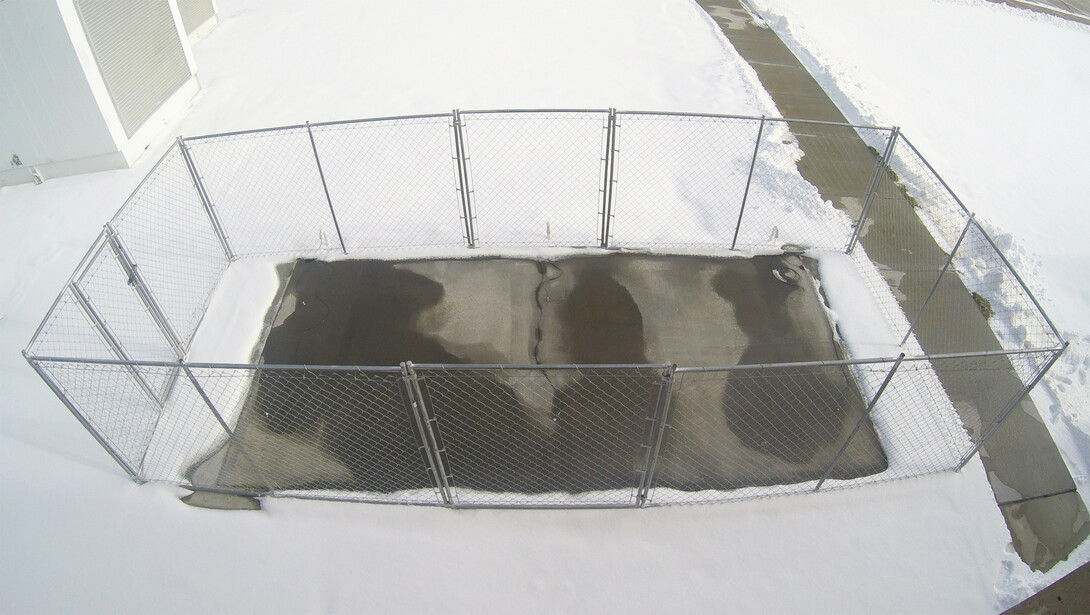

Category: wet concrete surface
[701, 0, 1086, 569]
[193, 254, 887, 496]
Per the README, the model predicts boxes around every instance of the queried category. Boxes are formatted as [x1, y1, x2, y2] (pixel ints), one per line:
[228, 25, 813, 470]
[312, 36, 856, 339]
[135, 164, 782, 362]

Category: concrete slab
[700, 0, 1086, 569]
[1003, 561, 1090, 615]
[191, 254, 887, 496]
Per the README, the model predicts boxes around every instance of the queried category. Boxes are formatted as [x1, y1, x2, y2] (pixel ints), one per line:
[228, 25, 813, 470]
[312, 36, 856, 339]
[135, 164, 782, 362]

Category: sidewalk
[697, 0, 1088, 571]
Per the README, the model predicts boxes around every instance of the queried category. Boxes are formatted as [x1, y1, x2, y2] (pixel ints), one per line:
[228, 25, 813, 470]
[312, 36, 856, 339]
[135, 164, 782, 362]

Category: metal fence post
[451, 110, 478, 248]
[68, 284, 164, 406]
[104, 225, 185, 358]
[815, 354, 905, 491]
[599, 108, 618, 248]
[900, 214, 975, 346]
[955, 346, 1066, 472]
[731, 116, 765, 251]
[306, 122, 348, 254]
[178, 137, 235, 261]
[23, 352, 146, 483]
[401, 362, 454, 506]
[181, 362, 274, 493]
[846, 127, 899, 254]
[636, 363, 677, 508]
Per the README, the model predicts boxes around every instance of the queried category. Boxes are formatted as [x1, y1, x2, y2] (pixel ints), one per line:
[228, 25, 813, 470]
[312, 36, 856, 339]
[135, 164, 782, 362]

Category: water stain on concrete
[195, 254, 888, 496]
[714, 257, 859, 465]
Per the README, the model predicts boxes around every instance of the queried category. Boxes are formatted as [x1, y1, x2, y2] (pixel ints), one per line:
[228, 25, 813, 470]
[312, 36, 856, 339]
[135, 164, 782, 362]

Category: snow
[746, 0, 1090, 604]
[1, 0, 1085, 612]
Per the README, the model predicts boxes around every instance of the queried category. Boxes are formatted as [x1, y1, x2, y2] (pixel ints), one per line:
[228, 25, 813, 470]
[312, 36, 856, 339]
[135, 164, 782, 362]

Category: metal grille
[74, 0, 191, 137]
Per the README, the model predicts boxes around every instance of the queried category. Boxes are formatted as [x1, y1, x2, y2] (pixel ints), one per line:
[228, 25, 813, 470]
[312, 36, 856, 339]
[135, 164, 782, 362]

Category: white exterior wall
[0, 0, 121, 185]
[0, 0, 202, 187]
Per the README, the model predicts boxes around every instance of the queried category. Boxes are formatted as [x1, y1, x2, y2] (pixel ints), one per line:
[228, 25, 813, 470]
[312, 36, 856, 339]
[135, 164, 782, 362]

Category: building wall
[0, 0, 121, 183]
[1, 0, 205, 187]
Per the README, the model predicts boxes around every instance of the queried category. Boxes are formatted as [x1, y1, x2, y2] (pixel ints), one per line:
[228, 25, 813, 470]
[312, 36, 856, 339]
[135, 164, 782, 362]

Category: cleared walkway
[700, 0, 1087, 570]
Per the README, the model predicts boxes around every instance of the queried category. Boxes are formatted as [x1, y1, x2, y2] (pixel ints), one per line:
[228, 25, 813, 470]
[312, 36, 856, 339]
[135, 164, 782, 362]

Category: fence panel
[72, 242, 179, 400]
[648, 362, 885, 504]
[185, 128, 340, 257]
[461, 111, 607, 246]
[178, 366, 443, 505]
[938, 221, 1062, 354]
[109, 144, 231, 347]
[737, 120, 883, 250]
[26, 279, 119, 361]
[924, 351, 1068, 503]
[309, 116, 467, 251]
[28, 359, 166, 480]
[610, 113, 761, 247]
[414, 366, 663, 507]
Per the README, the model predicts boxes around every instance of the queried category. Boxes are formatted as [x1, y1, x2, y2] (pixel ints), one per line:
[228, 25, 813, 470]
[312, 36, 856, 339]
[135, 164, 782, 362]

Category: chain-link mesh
[70, 244, 179, 400]
[309, 117, 466, 251]
[737, 120, 881, 250]
[648, 362, 883, 504]
[184, 366, 443, 505]
[27, 281, 118, 361]
[24, 110, 1068, 509]
[29, 360, 166, 478]
[610, 113, 761, 248]
[864, 136, 1064, 353]
[184, 128, 342, 257]
[413, 366, 664, 507]
[109, 144, 230, 345]
[461, 111, 607, 247]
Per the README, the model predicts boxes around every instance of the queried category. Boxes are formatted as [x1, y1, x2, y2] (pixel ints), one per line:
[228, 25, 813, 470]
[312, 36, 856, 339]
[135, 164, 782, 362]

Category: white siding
[0, 0, 117, 169]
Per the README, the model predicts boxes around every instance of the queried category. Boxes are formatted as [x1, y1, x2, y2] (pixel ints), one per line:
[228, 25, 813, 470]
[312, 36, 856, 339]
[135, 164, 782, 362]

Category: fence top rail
[407, 362, 670, 371]
[616, 110, 895, 131]
[177, 109, 897, 143]
[24, 347, 1063, 372]
[184, 113, 456, 141]
[459, 108, 610, 116]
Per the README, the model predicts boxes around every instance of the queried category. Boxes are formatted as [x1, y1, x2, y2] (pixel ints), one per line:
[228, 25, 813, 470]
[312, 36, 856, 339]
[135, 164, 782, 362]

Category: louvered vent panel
[74, 0, 191, 137]
[176, 0, 215, 35]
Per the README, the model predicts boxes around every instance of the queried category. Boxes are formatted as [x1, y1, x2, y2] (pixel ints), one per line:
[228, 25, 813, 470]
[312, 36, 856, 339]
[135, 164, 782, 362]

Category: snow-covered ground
[744, 0, 1090, 603]
[1, 0, 1086, 612]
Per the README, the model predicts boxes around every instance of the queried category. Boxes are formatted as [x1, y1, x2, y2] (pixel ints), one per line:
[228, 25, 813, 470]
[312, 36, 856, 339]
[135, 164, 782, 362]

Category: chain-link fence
[24, 110, 1066, 508]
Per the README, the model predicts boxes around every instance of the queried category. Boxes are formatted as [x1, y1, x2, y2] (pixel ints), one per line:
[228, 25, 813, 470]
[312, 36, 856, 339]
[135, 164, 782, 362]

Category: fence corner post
[955, 348, 1065, 472]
